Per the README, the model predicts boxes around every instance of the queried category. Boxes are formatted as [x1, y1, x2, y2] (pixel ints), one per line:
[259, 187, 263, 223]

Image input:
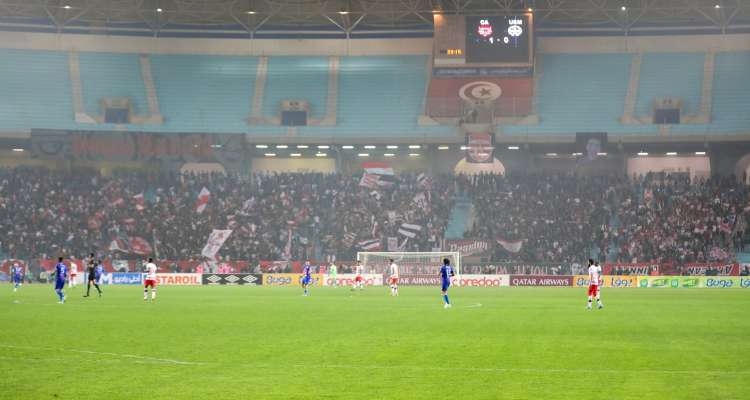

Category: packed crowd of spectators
[467, 172, 749, 264]
[0, 167, 453, 265]
[1, 166, 748, 267]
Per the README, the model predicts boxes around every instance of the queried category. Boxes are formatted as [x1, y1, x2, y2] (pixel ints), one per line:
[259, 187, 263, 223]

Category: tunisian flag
[195, 187, 210, 214]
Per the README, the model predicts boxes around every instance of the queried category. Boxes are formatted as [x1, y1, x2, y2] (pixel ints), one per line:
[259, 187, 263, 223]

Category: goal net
[356, 251, 461, 278]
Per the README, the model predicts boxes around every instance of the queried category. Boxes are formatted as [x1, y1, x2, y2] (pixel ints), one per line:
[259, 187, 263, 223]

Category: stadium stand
[0, 167, 454, 266]
[710, 52, 750, 133]
[1, 166, 746, 268]
[635, 53, 705, 117]
[261, 56, 329, 121]
[0, 49, 73, 130]
[467, 172, 748, 264]
[149, 54, 259, 132]
[78, 52, 150, 123]
[0, 49, 748, 136]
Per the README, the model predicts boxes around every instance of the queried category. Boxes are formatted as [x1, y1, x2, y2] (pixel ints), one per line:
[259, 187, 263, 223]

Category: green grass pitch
[1, 284, 748, 399]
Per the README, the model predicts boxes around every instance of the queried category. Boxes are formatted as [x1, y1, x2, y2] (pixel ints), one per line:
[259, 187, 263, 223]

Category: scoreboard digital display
[465, 15, 531, 64]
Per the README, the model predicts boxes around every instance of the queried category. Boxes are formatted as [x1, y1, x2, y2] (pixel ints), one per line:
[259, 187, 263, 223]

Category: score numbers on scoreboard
[434, 14, 533, 67]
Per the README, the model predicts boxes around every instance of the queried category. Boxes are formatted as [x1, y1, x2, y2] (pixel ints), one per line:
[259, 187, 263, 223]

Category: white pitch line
[0, 344, 202, 366]
[268, 363, 750, 376]
[463, 303, 483, 308]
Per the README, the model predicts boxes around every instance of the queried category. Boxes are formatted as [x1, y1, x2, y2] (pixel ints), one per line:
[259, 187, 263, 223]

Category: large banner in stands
[603, 263, 659, 275]
[263, 273, 324, 287]
[637, 276, 742, 288]
[445, 240, 492, 257]
[202, 273, 262, 286]
[156, 273, 202, 286]
[30, 129, 245, 171]
[109, 272, 143, 285]
[675, 263, 740, 276]
[324, 274, 383, 287]
[573, 275, 639, 288]
[510, 275, 573, 287]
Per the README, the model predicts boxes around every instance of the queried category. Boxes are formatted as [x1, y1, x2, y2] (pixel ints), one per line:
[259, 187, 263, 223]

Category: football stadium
[1, 0, 749, 398]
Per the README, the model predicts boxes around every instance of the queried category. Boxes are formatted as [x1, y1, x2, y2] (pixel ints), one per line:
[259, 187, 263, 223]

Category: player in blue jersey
[51, 257, 67, 304]
[84, 260, 104, 298]
[439, 258, 455, 309]
[10, 262, 23, 292]
[301, 261, 312, 296]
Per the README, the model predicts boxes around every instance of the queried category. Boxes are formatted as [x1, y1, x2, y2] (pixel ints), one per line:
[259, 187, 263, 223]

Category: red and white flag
[129, 236, 153, 256]
[201, 229, 233, 259]
[496, 238, 523, 253]
[195, 187, 211, 214]
[133, 193, 146, 211]
[359, 173, 380, 189]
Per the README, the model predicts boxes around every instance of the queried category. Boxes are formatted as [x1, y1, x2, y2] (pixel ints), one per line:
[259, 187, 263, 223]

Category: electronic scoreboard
[433, 13, 534, 76]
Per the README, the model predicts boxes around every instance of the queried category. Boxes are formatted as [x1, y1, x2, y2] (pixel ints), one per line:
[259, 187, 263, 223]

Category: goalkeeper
[328, 262, 338, 287]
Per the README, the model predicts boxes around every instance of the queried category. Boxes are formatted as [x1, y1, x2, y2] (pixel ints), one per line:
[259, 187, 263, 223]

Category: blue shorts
[13, 276, 22, 284]
[55, 280, 66, 290]
[302, 276, 311, 285]
[441, 281, 451, 292]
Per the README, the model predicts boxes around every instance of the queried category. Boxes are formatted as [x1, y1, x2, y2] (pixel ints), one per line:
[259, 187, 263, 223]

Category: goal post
[356, 251, 461, 281]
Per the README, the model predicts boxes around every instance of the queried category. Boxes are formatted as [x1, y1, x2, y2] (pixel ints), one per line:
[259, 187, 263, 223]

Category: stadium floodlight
[276, 145, 288, 149]
[63, 5, 72, 9]
[210, 144, 222, 148]
[460, 145, 469, 150]
[408, 153, 420, 157]
[296, 145, 309, 149]
[290, 153, 302, 157]
[316, 153, 328, 157]
[342, 145, 354, 149]
[637, 151, 649, 156]
[383, 153, 395, 157]
[156, 8, 163, 13]
[358, 153, 369, 157]
[598, 152, 608, 156]
[11, 148, 24, 152]
[572, 152, 583, 156]
[620, 6, 627, 11]
[357, 251, 461, 281]
[246, 10, 257, 14]
[695, 151, 706, 155]
[438, 145, 450, 150]
[528, 8, 533, 12]
[264, 153, 276, 157]
[508, 146, 520, 150]
[546, 153, 558, 156]
[408, 145, 421, 149]
[666, 152, 677, 156]
[386, 145, 399, 149]
[255, 144, 268, 148]
[317, 145, 330, 149]
[364, 145, 376, 149]
[715, 4, 721, 9]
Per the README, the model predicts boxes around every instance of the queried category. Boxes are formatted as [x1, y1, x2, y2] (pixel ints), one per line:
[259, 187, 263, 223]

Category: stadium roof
[0, 0, 748, 38]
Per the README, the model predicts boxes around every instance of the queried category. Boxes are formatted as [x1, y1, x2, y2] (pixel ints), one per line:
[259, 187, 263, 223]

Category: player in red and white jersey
[143, 257, 158, 301]
[587, 259, 603, 310]
[68, 258, 78, 288]
[352, 261, 364, 291]
[388, 258, 399, 296]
